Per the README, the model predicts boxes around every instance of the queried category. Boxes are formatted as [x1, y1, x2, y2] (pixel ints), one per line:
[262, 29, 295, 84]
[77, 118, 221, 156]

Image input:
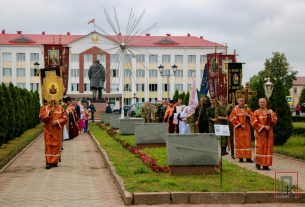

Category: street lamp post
[158, 64, 177, 100]
[132, 93, 137, 105]
[263, 77, 274, 100]
[34, 61, 40, 76]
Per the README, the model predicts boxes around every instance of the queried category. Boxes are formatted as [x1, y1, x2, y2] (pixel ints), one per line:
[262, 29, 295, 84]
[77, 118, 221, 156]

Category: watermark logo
[274, 172, 299, 199]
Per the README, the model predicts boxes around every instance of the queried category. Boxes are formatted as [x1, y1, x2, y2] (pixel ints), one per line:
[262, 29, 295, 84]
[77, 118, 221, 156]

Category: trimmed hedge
[0, 124, 42, 169]
[292, 116, 305, 122]
[0, 83, 40, 146]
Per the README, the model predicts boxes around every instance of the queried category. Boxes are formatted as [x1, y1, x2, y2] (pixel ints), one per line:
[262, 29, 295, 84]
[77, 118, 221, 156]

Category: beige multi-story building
[290, 76, 305, 106]
[0, 30, 226, 106]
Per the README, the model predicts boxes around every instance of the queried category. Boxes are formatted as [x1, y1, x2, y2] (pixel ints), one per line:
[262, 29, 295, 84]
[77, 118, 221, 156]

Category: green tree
[264, 52, 297, 94]
[34, 91, 41, 125]
[173, 89, 179, 101]
[16, 87, 26, 136]
[298, 86, 305, 105]
[248, 75, 266, 110]
[178, 92, 185, 102]
[0, 85, 9, 146]
[269, 79, 293, 145]
[3, 83, 15, 141]
[183, 91, 190, 105]
[8, 83, 19, 138]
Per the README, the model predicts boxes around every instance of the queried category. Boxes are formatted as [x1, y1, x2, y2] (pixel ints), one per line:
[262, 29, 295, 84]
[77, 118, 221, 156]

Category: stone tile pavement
[224, 150, 305, 190]
[0, 133, 124, 207]
[1, 131, 304, 207]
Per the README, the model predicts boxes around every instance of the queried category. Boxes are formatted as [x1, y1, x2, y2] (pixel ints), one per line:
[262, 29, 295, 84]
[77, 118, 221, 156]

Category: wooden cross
[235, 83, 257, 104]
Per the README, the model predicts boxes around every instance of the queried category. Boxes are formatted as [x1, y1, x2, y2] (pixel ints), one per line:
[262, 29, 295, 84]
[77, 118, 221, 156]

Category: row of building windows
[1, 68, 203, 78]
[2, 68, 39, 77]
[122, 83, 188, 92]
[68, 54, 207, 64]
[6, 82, 39, 91]
[2, 53, 39, 62]
[1, 52, 207, 65]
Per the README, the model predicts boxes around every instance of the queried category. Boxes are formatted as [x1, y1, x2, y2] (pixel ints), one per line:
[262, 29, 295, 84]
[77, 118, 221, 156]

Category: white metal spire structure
[89, 7, 158, 118]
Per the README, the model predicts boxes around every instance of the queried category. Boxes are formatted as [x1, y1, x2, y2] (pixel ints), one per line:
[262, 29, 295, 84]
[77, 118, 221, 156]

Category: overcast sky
[1, 0, 305, 82]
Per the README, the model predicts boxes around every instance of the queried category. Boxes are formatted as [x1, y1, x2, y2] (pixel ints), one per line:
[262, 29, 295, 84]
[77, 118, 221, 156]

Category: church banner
[227, 62, 243, 104]
[207, 53, 235, 99]
[44, 45, 70, 95]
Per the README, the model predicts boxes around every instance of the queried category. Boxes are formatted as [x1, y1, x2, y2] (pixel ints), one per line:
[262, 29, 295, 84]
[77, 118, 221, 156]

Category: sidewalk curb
[0, 133, 43, 173]
[89, 131, 305, 205]
[89, 131, 133, 205]
[274, 153, 305, 163]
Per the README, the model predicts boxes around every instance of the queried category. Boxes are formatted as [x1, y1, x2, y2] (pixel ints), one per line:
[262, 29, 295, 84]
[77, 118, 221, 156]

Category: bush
[269, 79, 293, 145]
[173, 89, 179, 102]
[1, 83, 40, 144]
[183, 91, 190, 105]
[2, 83, 15, 142]
[0, 85, 9, 146]
[292, 116, 305, 122]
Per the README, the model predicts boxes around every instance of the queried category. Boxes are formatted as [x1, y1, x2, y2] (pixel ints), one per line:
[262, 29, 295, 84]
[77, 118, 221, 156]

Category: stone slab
[189, 192, 246, 204]
[119, 118, 145, 135]
[100, 112, 112, 124]
[245, 192, 305, 203]
[137, 143, 166, 148]
[133, 192, 171, 205]
[110, 113, 121, 129]
[135, 123, 167, 145]
[171, 192, 189, 204]
[167, 133, 221, 166]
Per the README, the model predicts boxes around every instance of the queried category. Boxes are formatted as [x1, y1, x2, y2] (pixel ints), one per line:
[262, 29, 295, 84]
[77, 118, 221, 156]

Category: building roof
[0, 33, 83, 45]
[0, 32, 225, 48]
[104, 35, 224, 47]
[293, 76, 305, 86]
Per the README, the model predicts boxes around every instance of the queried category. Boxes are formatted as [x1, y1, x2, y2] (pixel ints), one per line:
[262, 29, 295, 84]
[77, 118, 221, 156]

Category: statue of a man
[88, 59, 105, 102]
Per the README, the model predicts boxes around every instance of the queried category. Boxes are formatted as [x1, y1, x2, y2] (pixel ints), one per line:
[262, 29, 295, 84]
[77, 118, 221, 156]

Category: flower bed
[105, 127, 169, 173]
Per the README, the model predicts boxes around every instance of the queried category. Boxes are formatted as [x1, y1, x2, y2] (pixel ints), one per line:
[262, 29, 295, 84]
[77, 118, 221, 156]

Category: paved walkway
[0, 133, 124, 207]
[224, 150, 305, 190]
[1, 132, 304, 207]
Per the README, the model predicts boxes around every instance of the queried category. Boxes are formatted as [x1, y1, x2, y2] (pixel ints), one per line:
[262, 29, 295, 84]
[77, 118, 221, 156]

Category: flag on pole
[88, 18, 96, 24]
[187, 76, 199, 116]
[200, 63, 209, 96]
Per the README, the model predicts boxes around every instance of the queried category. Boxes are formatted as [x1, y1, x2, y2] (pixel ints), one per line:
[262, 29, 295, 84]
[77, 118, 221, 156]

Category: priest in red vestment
[39, 99, 67, 169]
[251, 98, 278, 170]
[229, 98, 253, 163]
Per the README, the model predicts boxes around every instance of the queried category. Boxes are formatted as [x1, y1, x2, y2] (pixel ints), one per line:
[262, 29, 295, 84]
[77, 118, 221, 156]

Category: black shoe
[256, 164, 261, 170]
[246, 158, 253, 163]
[61, 146, 63, 151]
[231, 155, 235, 159]
[46, 164, 52, 169]
[263, 166, 270, 170]
[239, 158, 244, 162]
[52, 163, 58, 167]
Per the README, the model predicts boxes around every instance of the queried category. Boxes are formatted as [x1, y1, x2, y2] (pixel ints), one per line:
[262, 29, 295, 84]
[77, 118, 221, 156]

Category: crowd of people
[39, 95, 277, 171]
[141, 96, 278, 171]
[39, 97, 96, 169]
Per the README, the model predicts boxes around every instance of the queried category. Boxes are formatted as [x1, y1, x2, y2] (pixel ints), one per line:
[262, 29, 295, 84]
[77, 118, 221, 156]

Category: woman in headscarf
[177, 106, 191, 134]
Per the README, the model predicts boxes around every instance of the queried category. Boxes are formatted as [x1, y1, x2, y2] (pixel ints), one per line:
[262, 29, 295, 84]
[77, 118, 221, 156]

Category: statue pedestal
[94, 103, 107, 122]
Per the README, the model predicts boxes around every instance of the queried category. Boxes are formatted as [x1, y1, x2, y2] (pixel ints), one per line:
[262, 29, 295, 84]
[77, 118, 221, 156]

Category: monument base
[169, 165, 220, 175]
[136, 143, 166, 149]
[94, 102, 107, 113]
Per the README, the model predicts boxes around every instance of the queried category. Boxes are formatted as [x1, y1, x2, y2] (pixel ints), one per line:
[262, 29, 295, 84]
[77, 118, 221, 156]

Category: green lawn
[293, 122, 305, 128]
[90, 124, 278, 192]
[0, 124, 43, 169]
[274, 135, 305, 160]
